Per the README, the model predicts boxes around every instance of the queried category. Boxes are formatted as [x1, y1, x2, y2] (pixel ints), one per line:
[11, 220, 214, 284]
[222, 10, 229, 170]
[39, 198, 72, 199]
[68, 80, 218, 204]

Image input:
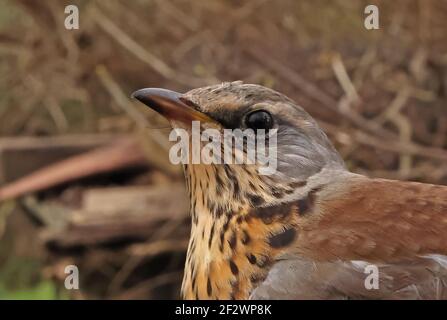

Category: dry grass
[1, 0, 447, 299]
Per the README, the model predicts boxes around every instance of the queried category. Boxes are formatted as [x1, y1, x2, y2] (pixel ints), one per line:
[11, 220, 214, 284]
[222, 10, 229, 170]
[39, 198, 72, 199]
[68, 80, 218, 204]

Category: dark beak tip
[130, 89, 147, 101]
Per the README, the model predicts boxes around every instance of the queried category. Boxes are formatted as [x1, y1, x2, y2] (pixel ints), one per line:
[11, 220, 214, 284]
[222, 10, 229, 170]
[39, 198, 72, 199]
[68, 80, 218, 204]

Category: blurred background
[0, 0, 446, 299]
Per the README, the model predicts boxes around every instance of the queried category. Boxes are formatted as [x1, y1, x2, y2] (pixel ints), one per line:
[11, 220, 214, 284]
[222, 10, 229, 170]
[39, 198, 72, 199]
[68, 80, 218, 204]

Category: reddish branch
[0, 138, 148, 201]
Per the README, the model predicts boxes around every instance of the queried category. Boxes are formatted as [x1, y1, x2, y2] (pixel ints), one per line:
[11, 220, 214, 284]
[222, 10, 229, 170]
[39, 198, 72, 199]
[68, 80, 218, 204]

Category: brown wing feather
[297, 178, 447, 262]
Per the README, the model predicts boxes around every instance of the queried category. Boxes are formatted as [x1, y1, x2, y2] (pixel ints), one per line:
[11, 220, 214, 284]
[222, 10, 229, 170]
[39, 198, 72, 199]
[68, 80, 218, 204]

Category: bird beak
[131, 88, 215, 124]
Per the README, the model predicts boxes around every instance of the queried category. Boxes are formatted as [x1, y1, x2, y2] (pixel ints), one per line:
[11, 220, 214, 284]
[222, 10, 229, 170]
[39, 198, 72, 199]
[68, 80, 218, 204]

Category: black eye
[245, 110, 274, 130]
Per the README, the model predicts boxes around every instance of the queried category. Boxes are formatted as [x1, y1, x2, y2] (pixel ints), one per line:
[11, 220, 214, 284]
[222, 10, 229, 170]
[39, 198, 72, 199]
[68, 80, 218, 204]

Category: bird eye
[245, 110, 274, 130]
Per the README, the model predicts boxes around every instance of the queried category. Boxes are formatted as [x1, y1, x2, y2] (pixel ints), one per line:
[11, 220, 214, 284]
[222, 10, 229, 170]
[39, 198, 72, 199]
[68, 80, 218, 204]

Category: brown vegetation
[0, 0, 446, 299]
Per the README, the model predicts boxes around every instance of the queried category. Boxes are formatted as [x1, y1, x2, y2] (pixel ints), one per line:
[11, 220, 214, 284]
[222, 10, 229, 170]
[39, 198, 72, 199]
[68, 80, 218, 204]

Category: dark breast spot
[229, 260, 239, 275]
[222, 218, 230, 232]
[248, 181, 256, 191]
[297, 198, 310, 215]
[223, 165, 240, 198]
[207, 277, 212, 296]
[208, 223, 215, 248]
[241, 230, 251, 244]
[215, 204, 226, 217]
[254, 202, 292, 222]
[246, 253, 257, 264]
[297, 187, 322, 216]
[268, 227, 297, 248]
[271, 187, 285, 199]
[219, 230, 225, 252]
[233, 180, 240, 197]
[228, 232, 237, 249]
[248, 194, 265, 206]
[191, 273, 197, 291]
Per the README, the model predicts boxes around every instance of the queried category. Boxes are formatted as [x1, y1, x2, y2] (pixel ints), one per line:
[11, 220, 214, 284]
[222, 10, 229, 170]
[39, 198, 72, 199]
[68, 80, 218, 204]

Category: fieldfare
[133, 81, 447, 300]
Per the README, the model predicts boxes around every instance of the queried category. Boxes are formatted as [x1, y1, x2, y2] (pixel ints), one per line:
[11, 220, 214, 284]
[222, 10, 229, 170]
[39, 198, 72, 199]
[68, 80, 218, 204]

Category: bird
[132, 81, 447, 300]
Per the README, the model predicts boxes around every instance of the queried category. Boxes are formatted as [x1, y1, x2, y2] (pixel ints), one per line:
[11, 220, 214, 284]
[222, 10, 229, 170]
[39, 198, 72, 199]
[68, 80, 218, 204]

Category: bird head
[133, 81, 345, 211]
